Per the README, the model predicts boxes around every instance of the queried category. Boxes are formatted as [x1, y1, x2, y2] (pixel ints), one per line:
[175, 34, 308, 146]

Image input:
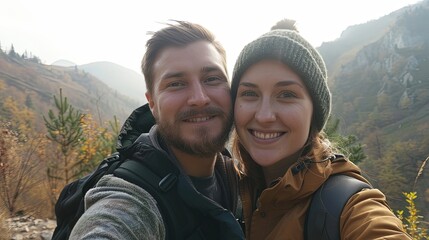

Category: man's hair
[141, 20, 227, 93]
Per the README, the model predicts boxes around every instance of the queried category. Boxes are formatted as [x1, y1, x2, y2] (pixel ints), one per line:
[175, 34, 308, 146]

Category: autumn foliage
[0, 87, 118, 218]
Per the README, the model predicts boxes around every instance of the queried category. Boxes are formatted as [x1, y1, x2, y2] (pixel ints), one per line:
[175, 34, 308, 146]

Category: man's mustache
[177, 107, 225, 120]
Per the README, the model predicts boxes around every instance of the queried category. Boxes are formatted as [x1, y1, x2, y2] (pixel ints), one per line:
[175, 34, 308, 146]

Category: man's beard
[157, 107, 233, 157]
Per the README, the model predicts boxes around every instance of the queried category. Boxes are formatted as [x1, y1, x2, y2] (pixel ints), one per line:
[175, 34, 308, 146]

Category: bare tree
[0, 123, 45, 216]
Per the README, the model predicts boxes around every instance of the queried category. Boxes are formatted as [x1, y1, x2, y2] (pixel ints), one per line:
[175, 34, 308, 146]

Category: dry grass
[414, 155, 429, 191]
[0, 209, 11, 240]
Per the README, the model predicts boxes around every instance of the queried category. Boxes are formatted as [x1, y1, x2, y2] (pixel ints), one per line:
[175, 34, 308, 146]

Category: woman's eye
[278, 90, 297, 98]
[240, 90, 258, 97]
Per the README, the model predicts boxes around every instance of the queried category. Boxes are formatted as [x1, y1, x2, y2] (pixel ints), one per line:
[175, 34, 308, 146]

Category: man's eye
[167, 81, 185, 88]
[205, 76, 223, 85]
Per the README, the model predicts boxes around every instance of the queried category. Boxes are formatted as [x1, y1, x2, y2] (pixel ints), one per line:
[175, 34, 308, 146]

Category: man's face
[146, 41, 232, 157]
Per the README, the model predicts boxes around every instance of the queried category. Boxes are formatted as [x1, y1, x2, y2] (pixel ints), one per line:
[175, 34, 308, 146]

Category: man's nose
[187, 81, 210, 106]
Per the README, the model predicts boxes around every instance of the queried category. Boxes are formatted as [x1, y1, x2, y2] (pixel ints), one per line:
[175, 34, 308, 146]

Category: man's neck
[170, 147, 217, 178]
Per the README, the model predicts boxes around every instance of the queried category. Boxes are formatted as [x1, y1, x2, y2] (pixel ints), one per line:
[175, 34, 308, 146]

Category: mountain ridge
[51, 60, 147, 104]
[0, 50, 140, 127]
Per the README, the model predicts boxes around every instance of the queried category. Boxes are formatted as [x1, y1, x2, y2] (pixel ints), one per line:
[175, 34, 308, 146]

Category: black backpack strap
[52, 134, 152, 240]
[114, 134, 244, 239]
[113, 140, 208, 239]
[223, 158, 244, 229]
[304, 174, 372, 240]
[51, 152, 125, 240]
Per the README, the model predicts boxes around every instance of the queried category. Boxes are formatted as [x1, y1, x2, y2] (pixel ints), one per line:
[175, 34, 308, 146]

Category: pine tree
[8, 44, 17, 58]
[25, 95, 34, 109]
[43, 88, 84, 189]
[325, 117, 367, 164]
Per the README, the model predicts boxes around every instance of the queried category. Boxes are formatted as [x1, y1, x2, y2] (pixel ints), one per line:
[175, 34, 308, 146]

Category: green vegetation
[43, 89, 118, 207]
[44, 88, 85, 185]
[325, 117, 366, 164]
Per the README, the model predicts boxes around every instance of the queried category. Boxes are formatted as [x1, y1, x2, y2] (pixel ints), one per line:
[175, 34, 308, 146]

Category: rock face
[314, 0, 429, 218]
[4, 215, 55, 240]
[319, 0, 429, 138]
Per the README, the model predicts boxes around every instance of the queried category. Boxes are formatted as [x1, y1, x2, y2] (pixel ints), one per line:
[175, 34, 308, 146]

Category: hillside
[51, 60, 147, 104]
[319, 0, 429, 215]
[318, 11, 400, 79]
[326, 0, 429, 152]
[0, 50, 140, 129]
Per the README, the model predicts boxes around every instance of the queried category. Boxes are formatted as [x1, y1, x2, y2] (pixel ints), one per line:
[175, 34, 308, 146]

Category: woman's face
[234, 60, 313, 167]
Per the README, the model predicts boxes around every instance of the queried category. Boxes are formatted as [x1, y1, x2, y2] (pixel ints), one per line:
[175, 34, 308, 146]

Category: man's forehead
[153, 41, 226, 79]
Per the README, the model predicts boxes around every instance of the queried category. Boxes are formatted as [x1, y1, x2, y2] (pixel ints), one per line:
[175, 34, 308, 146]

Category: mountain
[51, 60, 147, 104]
[318, 11, 400, 78]
[78, 62, 147, 104]
[318, 0, 429, 214]
[323, 0, 429, 148]
[51, 59, 77, 67]
[0, 50, 140, 129]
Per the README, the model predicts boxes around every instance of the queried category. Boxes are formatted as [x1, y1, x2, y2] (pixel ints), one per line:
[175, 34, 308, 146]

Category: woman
[231, 19, 410, 240]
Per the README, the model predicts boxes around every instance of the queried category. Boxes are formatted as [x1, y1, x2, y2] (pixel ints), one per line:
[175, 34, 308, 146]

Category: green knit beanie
[231, 21, 331, 131]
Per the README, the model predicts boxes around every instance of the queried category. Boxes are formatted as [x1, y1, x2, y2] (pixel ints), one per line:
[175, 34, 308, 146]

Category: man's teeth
[253, 131, 281, 139]
[187, 116, 210, 122]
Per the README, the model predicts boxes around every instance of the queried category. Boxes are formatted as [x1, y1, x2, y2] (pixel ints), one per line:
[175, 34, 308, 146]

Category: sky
[0, 0, 423, 76]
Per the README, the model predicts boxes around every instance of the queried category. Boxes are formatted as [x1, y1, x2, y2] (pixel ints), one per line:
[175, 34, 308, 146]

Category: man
[69, 21, 244, 239]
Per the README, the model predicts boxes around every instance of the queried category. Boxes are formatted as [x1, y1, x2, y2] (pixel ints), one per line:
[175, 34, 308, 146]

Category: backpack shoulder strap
[223, 157, 243, 229]
[304, 174, 372, 240]
[51, 151, 124, 240]
[113, 135, 206, 239]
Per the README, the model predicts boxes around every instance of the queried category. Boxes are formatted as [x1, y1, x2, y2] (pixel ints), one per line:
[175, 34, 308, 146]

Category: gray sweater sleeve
[69, 174, 165, 240]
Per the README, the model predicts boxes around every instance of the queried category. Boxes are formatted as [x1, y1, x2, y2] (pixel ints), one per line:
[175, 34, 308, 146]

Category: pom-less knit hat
[231, 20, 331, 131]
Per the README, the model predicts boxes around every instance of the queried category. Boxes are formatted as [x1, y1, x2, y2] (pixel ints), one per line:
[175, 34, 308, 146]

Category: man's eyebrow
[162, 71, 184, 81]
[161, 66, 223, 80]
[201, 66, 223, 73]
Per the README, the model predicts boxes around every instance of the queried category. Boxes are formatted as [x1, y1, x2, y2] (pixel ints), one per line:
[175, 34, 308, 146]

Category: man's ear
[145, 92, 154, 110]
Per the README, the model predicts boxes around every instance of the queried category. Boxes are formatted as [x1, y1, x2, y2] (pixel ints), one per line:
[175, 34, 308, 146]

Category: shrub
[396, 192, 428, 239]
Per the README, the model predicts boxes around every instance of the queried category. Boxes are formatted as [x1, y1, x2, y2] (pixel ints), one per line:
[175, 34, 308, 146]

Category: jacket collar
[256, 157, 363, 211]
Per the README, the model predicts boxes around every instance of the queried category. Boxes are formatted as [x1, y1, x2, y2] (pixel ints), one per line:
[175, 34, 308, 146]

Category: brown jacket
[240, 157, 411, 240]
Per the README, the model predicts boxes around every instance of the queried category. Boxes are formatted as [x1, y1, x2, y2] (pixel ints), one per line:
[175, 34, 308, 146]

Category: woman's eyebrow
[239, 82, 257, 88]
[275, 80, 305, 89]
